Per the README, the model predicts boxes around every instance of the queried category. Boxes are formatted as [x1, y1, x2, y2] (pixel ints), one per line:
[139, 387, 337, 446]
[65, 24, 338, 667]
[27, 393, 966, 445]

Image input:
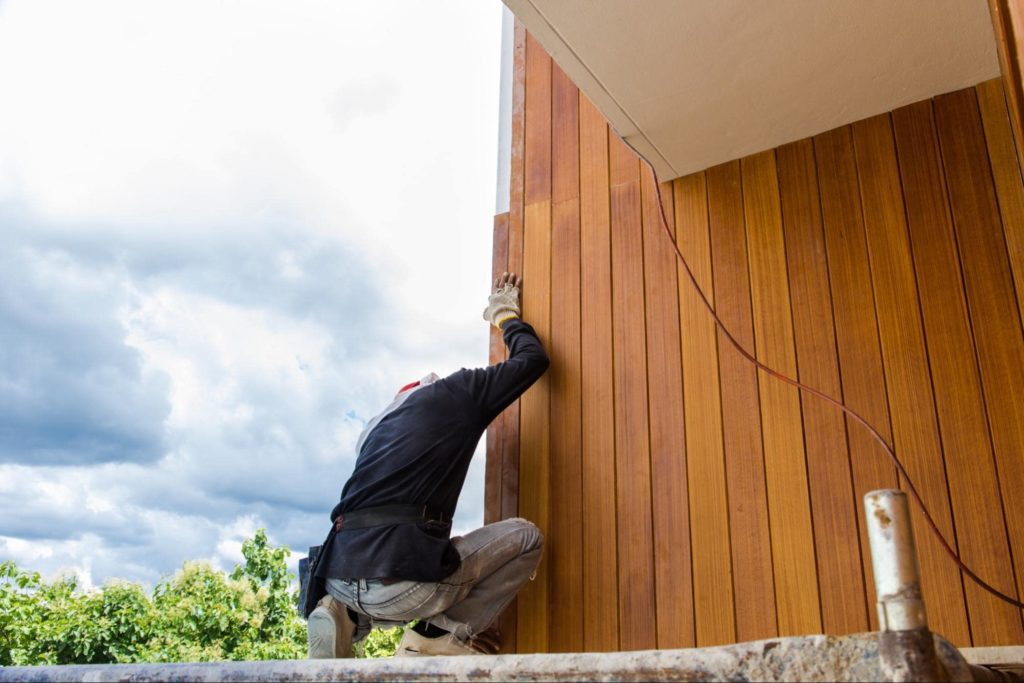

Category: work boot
[394, 627, 480, 656]
[307, 595, 356, 659]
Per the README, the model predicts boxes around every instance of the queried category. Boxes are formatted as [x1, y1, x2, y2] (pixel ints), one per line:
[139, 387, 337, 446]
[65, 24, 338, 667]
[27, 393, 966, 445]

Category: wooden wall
[486, 26, 1024, 652]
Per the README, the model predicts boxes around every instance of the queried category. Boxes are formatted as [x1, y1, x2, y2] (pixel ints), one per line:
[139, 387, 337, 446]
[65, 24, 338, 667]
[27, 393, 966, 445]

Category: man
[303, 272, 549, 657]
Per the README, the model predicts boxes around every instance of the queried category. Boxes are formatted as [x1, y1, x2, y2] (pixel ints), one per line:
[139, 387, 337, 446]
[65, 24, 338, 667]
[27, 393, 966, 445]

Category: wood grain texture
[548, 197, 583, 652]
[675, 170, 734, 646]
[486, 212, 510, 526]
[517, 200, 552, 652]
[741, 151, 821, 637]
[988, 0, 1024, 171]
[976, 78, 1024, 612]
[502, 18, 527, 527]
[610, 155, 657, 652]
[497, 24, 528, 652]
[642, 169, 694, 650]
[610, 133, 639, 187]
[547, 60, 583, 653]
[552, 64, 580, 205]
[933, 89, 1024, 639]
[501, 30, 1023, 647]
[513, 27, 552, 653]
[524, 32, 551, 205]
[851, 114, 970, 646]
[776, 140, 867, 635]
[894, 97, 1021, 644]
[813, 126, 897, 633]
[708, 160, 775, 644]
[978, 79, 1024, 327]
[579, 93, 619, 652]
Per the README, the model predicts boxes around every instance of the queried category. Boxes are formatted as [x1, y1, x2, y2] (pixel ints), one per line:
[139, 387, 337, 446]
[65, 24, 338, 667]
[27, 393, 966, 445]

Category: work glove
[483, 272, 522, 328]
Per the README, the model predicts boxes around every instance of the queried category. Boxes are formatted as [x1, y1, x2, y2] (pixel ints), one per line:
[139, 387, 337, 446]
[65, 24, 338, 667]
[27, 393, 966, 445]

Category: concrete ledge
[0, 633, 990, 682]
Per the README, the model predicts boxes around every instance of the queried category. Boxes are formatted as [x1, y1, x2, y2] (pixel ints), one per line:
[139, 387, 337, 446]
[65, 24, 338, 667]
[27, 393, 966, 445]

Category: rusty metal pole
[865, 489, 947, 682]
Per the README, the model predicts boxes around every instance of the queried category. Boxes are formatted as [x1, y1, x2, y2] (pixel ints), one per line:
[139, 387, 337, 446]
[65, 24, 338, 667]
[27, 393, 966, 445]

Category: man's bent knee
[502, 517, 543, 553]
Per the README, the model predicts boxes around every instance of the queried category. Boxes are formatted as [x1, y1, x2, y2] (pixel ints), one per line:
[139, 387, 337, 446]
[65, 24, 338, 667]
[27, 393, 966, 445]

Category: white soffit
[504, 0, 1000, 179]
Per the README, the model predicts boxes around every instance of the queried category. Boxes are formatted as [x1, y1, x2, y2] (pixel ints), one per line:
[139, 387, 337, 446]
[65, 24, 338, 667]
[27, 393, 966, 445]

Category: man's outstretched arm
[456, 272, 549, 427]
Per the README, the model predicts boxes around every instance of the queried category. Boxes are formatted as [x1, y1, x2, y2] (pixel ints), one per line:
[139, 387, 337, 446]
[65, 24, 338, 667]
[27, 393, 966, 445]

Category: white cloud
[0, 0, 502, 587]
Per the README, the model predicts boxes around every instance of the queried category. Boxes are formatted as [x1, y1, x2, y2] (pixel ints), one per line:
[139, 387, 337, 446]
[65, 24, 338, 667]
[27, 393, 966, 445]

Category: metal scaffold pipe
[865, 489, 946, 682]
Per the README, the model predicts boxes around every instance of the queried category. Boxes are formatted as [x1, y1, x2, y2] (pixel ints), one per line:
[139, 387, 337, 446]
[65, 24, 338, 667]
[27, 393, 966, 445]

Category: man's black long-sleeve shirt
[315, 319, 549, 583]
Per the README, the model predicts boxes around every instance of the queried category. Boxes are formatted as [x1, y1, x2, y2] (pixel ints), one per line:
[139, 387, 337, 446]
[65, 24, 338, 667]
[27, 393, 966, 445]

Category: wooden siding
[486, 28, 1024, 651]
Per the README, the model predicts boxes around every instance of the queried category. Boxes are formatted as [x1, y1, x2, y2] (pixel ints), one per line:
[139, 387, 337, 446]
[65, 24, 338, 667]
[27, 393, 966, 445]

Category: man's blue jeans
[325, 517, 543, 642]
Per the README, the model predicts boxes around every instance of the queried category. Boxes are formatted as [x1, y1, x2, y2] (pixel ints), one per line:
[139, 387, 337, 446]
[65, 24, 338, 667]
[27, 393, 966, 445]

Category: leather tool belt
[332, 504, 449, 532]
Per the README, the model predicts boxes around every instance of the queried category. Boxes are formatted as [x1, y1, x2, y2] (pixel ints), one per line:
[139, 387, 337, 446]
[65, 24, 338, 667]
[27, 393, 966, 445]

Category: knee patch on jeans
[518, 521, 544, 552]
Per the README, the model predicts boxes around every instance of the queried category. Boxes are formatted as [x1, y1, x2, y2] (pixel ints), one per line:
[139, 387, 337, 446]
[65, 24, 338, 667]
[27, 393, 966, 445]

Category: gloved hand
[482, 272, 522, 328]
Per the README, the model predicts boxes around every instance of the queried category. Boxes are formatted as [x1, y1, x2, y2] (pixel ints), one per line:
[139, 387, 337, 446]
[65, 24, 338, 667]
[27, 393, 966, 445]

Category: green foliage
[355, 622, 407, 659]
[0, 529, 308, 665]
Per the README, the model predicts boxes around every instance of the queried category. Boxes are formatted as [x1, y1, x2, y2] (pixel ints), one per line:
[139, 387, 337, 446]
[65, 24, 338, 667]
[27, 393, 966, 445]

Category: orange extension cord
[641, 158, 1024, 612]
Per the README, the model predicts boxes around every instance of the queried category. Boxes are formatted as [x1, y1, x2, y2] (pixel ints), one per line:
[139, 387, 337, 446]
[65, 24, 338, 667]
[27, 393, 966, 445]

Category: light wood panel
[490, 26, 1024, 650]
[933, 88, 1024, 639]
[813, 126, 897, 633]
[547, 61, 583, 653]
[976, 78, 1024, 612]
[524, 32, 551, 206]
[893, 96, 1021, 644]
[741, 151, 821, 637]
[708, 160, 775, 644]
[578, 92, 618, 652]
[515, 29, 553, 652]
[674, 171, 731, 647]
[485, 212, 510, 526]
[777, 140, 867, 635]
[978, 79, 1024, 331]
[494, 22, 529, 652]
[851, 114, 970, 644]
[642, 168, 694, 650]
[517, 200, 552, 652]
[609, 133, 657, 652]
[988, 0, 1024, 170]
[501, 18, 527, 530]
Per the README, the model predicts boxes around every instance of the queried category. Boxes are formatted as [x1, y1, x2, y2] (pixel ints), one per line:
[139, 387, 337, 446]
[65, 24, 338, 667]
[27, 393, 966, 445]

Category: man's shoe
[394, 628, 481, 656]
[307, 595, 356, 659]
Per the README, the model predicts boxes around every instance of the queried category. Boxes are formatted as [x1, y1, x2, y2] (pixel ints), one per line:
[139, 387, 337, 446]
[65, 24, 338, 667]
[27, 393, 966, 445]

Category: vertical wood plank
[552, 64, 580, 206]
[502, 19, 527, 525]
[777, 140, 867, 635]
[517, 200, 552, 652]
[497, 21, 528, 653]
[851, 114, 970, 645]
[988, 0, 1024, 170]
[643, 169, 694, 650]
[741, 150, 822, 636]
[895, 97, 1022, 644]
[547, 62, 583, 654]
[524, 32, 551, 206]
[675, 171, 731, 647]
[933, 89, 1024, 639]
[486, 212, 510, 526]
[609, 134, 657, 651]
[977, 79, 1024, 345]
[707, 160, 773, 643]
[976, 79, 1024, 614]
[813, 126, 897, 633]
[579, 93, 619, 652]
[506, 21, 527, 290]
[515, 28, 553, 653]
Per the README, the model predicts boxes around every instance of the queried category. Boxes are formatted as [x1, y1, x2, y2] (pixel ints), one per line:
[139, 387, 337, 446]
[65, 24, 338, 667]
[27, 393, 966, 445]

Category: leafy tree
[356, 623, 406, 658]
[0, 530, 309, 664]
[0, 531, 407, 664]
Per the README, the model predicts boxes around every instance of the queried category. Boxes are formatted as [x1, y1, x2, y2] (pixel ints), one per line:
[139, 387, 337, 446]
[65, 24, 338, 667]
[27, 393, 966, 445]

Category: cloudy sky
[0, 0, 503, 589]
